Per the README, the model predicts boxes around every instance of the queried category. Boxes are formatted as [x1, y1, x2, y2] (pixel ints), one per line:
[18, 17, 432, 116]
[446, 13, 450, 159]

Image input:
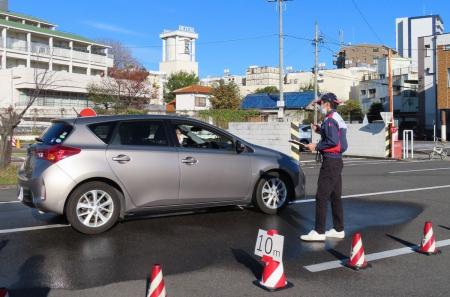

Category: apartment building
[436, 34, 450, 140]
[335, 44, 397, 69]
[245, 66, 280, 87]
[0, 6, 113, 122]
[396, 15, 444, 70]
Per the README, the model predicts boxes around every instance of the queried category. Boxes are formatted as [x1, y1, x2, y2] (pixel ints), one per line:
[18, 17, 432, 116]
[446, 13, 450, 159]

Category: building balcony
[2, 37, 113, 67]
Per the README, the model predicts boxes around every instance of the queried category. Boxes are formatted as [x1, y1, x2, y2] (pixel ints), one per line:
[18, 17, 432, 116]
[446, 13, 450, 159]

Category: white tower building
[159, 26, 198, 76]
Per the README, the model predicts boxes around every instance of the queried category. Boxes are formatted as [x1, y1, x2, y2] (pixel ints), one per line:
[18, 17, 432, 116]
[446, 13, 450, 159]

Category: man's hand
[305, 143, 317, 152]
[311, 124, 320, 134]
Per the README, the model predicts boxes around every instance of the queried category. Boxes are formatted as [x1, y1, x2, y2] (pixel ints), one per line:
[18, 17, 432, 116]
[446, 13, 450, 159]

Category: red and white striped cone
[11, 137, 16, 148]
[147, 264, 166, 297]
[0, 288, 9, 297]
[346, 233, 369, 270]
[260, 255, 287, 290]
[258, 229, 289, 291]
[419, 221, 440, 255]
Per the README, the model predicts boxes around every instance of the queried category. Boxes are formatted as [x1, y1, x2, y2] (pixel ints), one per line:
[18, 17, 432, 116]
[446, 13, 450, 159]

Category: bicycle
[429, 137, 448, 160]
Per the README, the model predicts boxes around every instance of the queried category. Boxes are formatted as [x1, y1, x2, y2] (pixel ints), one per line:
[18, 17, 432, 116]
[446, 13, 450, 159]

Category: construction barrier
[290, 121, 300, 161]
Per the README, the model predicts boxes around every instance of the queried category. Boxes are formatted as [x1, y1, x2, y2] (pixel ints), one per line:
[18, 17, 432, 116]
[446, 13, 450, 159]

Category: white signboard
[254, 229, 284, 262]
[380, 112, 393, 124]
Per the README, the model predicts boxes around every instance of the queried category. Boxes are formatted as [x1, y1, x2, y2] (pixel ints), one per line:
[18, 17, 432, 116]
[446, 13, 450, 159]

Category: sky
[10, 0, 450, 78]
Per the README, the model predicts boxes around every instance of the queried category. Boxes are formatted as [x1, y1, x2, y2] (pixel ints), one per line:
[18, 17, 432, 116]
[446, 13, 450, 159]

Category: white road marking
[0, 201, 21, 205]
[304, 239, 450, 272]
[291, 184, 450, 204]
[0, 224, 70, 234]
[388, 167, 450, 174]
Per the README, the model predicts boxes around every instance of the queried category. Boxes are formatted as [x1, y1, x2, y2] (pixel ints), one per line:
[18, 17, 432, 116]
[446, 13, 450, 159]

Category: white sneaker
[300, 230, 326, 242]
[325, 228, 345, 239]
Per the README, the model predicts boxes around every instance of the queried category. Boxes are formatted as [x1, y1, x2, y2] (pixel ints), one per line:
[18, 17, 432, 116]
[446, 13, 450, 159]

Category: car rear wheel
[66, 182, 120, 234]
[253, 172, 289, 214]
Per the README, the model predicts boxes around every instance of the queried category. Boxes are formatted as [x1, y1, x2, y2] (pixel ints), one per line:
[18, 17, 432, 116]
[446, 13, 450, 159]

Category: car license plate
[17, 186, 24, 201]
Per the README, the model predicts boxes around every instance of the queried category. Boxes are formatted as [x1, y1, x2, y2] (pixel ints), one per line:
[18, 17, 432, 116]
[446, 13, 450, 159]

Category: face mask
[320, 106, 328, 115]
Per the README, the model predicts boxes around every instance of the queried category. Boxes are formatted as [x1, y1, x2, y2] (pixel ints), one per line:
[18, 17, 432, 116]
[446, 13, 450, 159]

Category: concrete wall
[230, 121, 387, 158]
[228, 122, 291, 155]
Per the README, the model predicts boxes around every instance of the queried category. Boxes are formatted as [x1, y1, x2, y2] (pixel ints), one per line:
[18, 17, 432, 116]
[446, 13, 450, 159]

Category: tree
[0, 69, 57, 168]
[87, 67, 154, 112]
[210, 80, 241, 110]
[98, 39, 141, 69]
[254, 86, 278, 94]
[367, 102, 384, 123]
[337, 100, 363, 123]
[164, 71, 199, 103]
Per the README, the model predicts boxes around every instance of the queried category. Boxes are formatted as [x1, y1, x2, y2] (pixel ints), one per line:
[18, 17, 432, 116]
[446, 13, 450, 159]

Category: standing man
[300, 93, 348, 242]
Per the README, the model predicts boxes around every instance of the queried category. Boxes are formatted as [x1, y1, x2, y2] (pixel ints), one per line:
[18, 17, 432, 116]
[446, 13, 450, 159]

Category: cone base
[253, 280, 294, 292]
[417, 248, 441, 256]
[345, 261, 371, 271]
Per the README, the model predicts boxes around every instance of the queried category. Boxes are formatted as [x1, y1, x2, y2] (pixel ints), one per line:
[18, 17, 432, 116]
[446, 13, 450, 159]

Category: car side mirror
[235, 140, 246, 154]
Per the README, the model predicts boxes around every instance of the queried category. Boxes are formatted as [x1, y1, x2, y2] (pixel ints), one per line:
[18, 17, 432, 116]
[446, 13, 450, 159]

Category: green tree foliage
[367, 102, 384, 123]
[210, 80, 241, 110]
[337, 100, 363, 123]
[164, 71, 199, 102]
[254, 86, 279, 94]
[199, 109, 260, 129]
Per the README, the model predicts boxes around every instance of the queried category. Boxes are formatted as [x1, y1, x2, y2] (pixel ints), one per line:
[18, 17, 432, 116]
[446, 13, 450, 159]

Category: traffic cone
[259, 255, 287, 291]
[147, 264, 166, 297]
[419, 221, 440, 255]
[11, 137, 16, 148]
[0, 288, 9, 297]
[346, 233, 369, 270]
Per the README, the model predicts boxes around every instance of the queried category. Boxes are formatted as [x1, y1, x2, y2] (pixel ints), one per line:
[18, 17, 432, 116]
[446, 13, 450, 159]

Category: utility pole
[313, 22, 320, 125]
[277, 0, 284, 119]
[269, 0, 290, 119]
[388, 48, 394, 157]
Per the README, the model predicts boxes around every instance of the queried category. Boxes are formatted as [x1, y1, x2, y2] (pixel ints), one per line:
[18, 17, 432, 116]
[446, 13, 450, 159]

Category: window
[373, 48, 379, 53]
[448, 69, 450, 87]
[195, 96, 206, 107]
[184, 39, 191, 54]
[39, 122, 73, 145]
[361, 90, 367, 96]
[369, 89, 376, 98]
[174, 124, 233, 150]
[115, 121, 168, 146]
[88, 122, 117, 144]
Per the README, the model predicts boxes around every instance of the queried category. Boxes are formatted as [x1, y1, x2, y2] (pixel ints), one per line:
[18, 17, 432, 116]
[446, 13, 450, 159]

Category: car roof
[54, 114, 208, 126]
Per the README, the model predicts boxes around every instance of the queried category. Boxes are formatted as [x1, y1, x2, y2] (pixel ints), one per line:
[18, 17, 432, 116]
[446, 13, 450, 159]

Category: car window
[88, 122, 116, 144]
[174, 123, 233, 150]
[302, 127, 311, 132]
[39, 122, 73, 145]
[115, 121, 168, 146]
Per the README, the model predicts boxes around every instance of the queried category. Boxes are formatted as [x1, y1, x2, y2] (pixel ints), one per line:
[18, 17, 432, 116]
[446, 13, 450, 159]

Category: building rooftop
[241, 92, 314, 110]
[0, 9, 55, 25]
[0, 18, 107, 46]
[173, 85, 212, 95]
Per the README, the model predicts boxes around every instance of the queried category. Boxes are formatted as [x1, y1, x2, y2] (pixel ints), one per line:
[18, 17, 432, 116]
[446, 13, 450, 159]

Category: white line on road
[304, 239, 450, 272]
[0, 201, 20, 205]
[291, 184, 450, 204]
[388, 167, 450, 174]
[0, 224, 70, 234]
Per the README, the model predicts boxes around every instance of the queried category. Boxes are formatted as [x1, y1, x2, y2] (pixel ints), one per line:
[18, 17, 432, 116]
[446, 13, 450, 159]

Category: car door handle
[181, 157, 198, 165]
[112, 155, 131, 162]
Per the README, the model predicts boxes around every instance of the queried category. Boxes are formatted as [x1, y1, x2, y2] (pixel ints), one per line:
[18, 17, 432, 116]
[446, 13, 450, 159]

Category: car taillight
[36, 145, 81, 163]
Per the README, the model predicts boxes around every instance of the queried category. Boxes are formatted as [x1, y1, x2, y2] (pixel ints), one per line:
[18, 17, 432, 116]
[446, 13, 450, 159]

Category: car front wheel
[66, 182, 121, 234]
[253, 172, 289, 214]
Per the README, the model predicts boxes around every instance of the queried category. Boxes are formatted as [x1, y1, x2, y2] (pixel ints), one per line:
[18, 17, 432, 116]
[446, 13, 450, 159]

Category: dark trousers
[315, 157, 344, 234]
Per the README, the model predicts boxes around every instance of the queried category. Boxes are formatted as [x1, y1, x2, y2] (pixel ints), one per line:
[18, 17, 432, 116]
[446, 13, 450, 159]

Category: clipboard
[288, 139, 307, 147]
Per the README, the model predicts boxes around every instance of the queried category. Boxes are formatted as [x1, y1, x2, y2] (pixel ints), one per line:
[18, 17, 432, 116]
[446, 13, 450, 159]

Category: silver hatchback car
[18, 115, 305, 234]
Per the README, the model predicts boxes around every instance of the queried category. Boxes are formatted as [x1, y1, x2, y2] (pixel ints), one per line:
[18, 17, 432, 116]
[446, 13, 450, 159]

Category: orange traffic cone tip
[147, 264, 166, 297]
[418, 221, 441, 255]
[346, 233, 370, 270]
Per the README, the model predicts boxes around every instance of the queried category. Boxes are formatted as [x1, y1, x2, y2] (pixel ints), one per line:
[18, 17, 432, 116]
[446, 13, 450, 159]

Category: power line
[351, 0, 383, 44]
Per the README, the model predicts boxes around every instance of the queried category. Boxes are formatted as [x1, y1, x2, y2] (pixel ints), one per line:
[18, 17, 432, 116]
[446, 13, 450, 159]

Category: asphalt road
[1, 157, 450, 296]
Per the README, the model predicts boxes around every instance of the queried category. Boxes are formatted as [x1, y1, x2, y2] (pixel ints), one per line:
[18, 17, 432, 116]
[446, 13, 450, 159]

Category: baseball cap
[315, 92, 342, 105]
